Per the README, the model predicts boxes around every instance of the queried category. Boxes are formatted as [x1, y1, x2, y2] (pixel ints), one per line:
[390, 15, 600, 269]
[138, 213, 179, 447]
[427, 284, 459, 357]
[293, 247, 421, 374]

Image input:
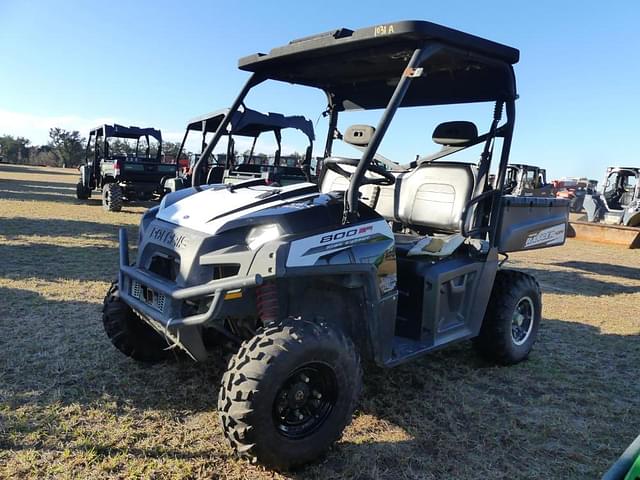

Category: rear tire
[102, 183, 123, 212]
[76, 181, 90, 200]
[102, 281, 170, 362]
[218, 319, 362, 470]
[474, 269, 541, 365]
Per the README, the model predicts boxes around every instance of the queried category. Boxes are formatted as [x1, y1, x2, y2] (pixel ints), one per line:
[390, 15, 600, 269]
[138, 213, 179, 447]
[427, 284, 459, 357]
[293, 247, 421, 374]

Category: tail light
[114, 159, 122, 177]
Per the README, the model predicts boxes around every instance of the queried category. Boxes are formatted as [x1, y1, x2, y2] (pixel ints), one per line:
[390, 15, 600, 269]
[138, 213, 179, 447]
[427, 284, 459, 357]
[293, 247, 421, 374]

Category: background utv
[76, 124, 175, 211]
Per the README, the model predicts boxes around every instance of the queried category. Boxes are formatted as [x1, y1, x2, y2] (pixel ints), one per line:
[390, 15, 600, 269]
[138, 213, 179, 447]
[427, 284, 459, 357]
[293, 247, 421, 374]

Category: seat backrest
[319, 158, 382, 208]
[319, 158, 477, 231]
[234, 164, 263, 173]
[277, 166, 305, 177]
[320, 167, 351, 193]
[376, 162, 477, 232]
[206, 165, 225, 184]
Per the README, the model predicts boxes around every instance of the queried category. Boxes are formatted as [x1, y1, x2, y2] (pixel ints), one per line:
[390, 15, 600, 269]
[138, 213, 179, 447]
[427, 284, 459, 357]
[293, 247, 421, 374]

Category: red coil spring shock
[256, 281, 279, 324]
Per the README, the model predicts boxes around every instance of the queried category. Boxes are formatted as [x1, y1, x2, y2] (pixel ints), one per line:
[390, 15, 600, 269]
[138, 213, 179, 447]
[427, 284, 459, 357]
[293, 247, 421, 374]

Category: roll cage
[85, 124, 163, 164]
[192, 20, 519, 247]
[178, 108, 315, 174]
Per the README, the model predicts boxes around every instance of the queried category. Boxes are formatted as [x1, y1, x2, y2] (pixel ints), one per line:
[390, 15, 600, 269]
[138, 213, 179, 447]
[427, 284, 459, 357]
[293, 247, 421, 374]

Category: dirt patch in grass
[1, 164, 639, 479]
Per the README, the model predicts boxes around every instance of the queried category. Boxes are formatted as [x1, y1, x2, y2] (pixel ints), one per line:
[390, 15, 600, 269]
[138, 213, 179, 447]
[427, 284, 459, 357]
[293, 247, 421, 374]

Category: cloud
[0, 109, 118, 145]
[162, 131, 186, 143]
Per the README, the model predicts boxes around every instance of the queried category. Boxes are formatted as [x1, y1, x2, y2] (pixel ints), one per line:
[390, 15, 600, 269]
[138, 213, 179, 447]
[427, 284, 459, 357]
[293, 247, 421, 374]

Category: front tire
[474, 270, 542, 365]
[102, 183, 123, 212]
[218, 319, 362, 470]
[102, 281, 170, 362]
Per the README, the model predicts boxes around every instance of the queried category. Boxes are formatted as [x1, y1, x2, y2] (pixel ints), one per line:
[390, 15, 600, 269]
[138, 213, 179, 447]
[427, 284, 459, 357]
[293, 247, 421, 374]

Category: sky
[1, 0, 639, 181]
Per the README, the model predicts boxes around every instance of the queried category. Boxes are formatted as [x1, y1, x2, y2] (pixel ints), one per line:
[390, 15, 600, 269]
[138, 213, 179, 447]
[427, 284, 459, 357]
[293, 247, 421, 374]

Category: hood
[156, 182, 320, 235]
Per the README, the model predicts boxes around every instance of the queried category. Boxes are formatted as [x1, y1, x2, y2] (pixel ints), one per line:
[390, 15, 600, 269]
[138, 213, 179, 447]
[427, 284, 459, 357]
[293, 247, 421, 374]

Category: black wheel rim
[273, 362, 337, 439]
[511, 296, 534, 346]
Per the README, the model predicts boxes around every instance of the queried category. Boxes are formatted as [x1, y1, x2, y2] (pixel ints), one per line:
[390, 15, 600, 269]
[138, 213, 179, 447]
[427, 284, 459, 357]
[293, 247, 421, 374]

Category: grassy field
[1, 163, 639, 479]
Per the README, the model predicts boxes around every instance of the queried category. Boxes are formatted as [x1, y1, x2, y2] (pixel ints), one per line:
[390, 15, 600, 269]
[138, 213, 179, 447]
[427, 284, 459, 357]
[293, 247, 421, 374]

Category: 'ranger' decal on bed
[524, 223, 566, 248]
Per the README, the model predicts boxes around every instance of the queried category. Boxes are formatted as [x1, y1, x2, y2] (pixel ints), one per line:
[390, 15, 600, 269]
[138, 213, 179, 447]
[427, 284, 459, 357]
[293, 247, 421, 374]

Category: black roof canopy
[185, 108, 315, 141]
[239, 20, 519, 110]
[91, 124, 162, 142]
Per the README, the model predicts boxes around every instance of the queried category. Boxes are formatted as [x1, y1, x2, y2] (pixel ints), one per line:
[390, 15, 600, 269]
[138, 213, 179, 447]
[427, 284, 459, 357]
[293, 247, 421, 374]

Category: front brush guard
[117, 228, 263, 328]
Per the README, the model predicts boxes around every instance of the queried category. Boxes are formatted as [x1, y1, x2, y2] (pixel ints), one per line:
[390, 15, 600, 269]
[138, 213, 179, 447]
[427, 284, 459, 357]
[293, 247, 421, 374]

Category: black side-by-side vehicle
[76, 124, 176, 211]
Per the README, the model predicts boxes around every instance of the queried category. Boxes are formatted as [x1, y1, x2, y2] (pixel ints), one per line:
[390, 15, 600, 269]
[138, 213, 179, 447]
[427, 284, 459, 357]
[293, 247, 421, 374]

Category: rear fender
[101, 176, 116, 188]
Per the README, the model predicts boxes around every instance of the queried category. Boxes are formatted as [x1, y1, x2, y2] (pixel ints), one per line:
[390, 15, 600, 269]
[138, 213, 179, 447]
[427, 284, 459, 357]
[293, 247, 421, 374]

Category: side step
[568, 221, 640, 249]
[385, 330, 473, 368]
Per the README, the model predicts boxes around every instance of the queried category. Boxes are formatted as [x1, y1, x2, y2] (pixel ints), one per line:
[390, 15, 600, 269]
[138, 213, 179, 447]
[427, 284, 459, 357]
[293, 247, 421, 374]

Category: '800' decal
[286, 221, 392, 267]
[320, 225, 373, 244]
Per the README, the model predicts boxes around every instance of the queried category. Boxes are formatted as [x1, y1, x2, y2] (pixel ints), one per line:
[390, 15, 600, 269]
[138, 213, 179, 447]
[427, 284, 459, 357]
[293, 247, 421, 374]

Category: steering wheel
[324, 157, 395, 186]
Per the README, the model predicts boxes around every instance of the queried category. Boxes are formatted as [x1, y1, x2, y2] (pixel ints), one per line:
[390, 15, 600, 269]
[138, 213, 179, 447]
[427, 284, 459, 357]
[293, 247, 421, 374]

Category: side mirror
[344, 124, 375, 146]
[432, 121, 478, 146]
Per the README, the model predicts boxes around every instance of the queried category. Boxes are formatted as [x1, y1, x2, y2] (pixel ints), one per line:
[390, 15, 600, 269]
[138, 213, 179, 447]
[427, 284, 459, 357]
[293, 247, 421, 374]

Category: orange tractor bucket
[568, 220, 640, 249]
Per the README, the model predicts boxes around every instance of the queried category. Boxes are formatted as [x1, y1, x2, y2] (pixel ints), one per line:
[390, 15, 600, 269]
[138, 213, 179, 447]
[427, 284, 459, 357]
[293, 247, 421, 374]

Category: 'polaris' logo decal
[149, 226, 189, 249]
[524, 223, 566, 248]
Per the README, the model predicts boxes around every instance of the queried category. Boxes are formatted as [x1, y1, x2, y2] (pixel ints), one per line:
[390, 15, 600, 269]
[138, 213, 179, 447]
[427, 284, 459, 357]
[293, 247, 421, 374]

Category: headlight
[246, 224, 282, 250]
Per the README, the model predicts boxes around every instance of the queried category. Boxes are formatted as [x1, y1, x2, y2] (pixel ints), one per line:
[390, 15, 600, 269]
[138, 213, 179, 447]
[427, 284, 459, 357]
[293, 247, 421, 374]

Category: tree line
[0, 128, 306, 169]
[0, 128, 86, 168]
[0, 129, 185, 168]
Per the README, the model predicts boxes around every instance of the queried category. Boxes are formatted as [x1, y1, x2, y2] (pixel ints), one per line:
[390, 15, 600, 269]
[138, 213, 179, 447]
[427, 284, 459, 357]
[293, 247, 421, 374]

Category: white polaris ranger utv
[102, 20, 569, 470]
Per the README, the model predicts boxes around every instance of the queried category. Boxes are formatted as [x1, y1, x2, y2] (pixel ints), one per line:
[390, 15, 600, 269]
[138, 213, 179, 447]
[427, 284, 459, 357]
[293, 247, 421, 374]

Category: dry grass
[1, 163, 639, 479]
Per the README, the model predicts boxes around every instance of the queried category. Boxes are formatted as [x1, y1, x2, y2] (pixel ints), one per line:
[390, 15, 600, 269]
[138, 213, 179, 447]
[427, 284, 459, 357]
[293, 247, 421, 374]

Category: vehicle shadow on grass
[2, 283, 638, 479]
[0, 176, 76, 190]
[0, 216, 143, 283]
[514, 265, 640, 296]
[555, 260, 640, 281]
[0, 286, 226, 414]
[0, 177, 81, 204]
[295, 317, 639, 479]
[0, 175, 159, 210]
[0, 164, 77, 177]
[1, 216, 124, 240]
[0, 242, 121, 282]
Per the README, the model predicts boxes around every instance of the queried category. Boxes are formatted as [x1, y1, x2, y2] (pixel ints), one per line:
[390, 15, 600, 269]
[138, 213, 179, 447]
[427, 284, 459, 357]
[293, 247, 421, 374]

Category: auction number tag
[374, 24, 395, 36]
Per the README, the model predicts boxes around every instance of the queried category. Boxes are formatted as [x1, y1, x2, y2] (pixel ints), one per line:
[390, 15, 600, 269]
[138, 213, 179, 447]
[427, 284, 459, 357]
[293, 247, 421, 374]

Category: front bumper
[117, 228, 263, 328]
